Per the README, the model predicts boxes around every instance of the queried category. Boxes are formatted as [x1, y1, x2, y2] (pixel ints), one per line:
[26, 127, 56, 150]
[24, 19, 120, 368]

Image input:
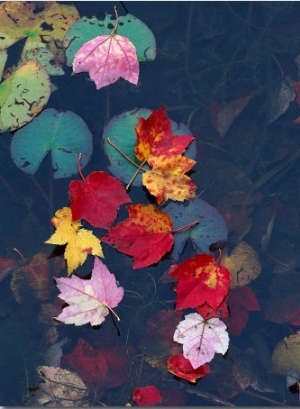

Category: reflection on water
[1, 0, 300, 406]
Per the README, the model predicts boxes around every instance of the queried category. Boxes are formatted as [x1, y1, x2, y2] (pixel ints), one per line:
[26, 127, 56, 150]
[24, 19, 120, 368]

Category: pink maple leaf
[54, 257, 124, 326]
[73, 34, 139, 90]
[173, 312, 229, 369]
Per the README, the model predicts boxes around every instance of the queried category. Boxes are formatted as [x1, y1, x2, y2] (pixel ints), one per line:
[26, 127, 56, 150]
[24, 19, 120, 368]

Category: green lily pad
[23, 45, 64, 76]
[0, 60, 51, 133]
[10, 109, 93, 179]
[0, 2, 79, 64]
[102, 108, 196, 187]
[64, 13, 156, 64]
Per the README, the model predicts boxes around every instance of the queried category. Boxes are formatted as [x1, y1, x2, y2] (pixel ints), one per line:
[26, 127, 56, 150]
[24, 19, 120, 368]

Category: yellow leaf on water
[45, 207, 103, 276]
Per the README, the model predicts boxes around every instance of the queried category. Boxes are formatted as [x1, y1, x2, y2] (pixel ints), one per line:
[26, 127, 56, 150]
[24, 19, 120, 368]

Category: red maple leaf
[171, 254, 231, 310]
[167, 354, 210, 383]
[69, 171, 131, 229]
[101, 204, 174, 268]
[223, 286, 260, 336]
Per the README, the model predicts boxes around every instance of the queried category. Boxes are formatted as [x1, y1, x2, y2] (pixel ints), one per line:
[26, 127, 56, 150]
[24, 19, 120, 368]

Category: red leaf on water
[133, 385, 162, 406]
[171, 254, 231, 310]
[102, 204, 174, 268]
[69, 171, 131, 229]
[167, 354, 210, 383]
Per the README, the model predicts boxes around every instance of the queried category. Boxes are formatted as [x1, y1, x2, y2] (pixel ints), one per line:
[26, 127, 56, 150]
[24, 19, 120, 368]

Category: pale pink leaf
[173, 312, 229, 369]
[73, 34, 139, 90]
[54, 257, 124, 326]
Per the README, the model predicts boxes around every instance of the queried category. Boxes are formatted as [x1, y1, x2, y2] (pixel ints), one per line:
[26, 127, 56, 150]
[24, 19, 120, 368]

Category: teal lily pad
[102, 108, 196, 186]
[64, 13, 156, 64]
[165, 198, 228, 260]
[10, 108, 93, 179]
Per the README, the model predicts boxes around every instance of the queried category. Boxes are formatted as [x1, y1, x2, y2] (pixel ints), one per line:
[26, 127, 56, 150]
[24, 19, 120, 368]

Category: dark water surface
[1, 1, 300, 406]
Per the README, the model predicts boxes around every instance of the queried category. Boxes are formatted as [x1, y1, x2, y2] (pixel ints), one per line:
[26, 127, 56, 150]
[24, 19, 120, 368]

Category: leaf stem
[172, 219, 199, 233]
[105, 303, 120, 321]
[112, 6, 119, 35]
[77, 153, 85, 181]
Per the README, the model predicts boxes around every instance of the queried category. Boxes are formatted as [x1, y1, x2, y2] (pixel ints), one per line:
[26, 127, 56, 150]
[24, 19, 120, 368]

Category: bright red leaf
[196, 299, 229, 320]
[73, 34, 139, 90]
[133, 385, 162, 406]
[171, 254, 231, 310]
[101, 204, 174, 268]
[69, 171, 131, 229]
[223, 286, 260, 336]
[167, 354, 210, 383]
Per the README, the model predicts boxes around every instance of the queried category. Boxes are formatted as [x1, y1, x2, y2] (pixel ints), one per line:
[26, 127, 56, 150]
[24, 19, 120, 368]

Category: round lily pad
[10, 108, 93, 179]
[165, 198, 228, 260]
[64, 13, 156, 64]
[102, 108, 196, 187]
[272, 332, 300, 375]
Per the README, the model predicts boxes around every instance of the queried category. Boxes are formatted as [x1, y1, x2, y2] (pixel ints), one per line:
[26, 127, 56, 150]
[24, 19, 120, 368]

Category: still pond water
[1, 1, 300, 406]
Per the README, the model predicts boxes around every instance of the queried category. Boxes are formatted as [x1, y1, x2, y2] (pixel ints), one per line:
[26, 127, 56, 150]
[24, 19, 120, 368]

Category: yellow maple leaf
[45, 207, 103, 275]
[143, 154, 197, 205]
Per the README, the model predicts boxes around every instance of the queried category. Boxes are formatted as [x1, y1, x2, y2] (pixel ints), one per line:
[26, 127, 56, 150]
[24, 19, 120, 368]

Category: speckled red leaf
[101, 204, 174, 268]
[69, 171, 131, 229]
[167, 354, 210, 383]
[223, 286, 260, 336]
[171, 254, 231, 310]
[135, 107, 194, 162]
[133, 385, 162, 406]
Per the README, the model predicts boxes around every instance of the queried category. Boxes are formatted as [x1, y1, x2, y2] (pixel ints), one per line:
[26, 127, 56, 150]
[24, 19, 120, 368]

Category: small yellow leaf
[45, 207, 103, 275]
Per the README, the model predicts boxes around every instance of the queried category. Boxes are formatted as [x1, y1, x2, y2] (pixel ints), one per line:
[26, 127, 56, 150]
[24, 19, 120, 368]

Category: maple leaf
[54, 257, 124, 326]
[167, 354, 210, 383]
[101, 204, 173, 268]
[171, 254, 231, 310]
[174, 312, 229, 369]
[69, 171, 131, 229]
[73, 33, 139, 90]
[45, 207, 103, 275]
[143, 154, 197, 205]
[135, 107, 195, 161]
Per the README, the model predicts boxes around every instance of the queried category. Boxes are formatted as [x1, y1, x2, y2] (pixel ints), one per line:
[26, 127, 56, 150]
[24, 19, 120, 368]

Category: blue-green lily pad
[64, 13, 156, 65]
[11, 108, 93, 179]
[165, 198, 228, 260]
[102, 108, 196, 186]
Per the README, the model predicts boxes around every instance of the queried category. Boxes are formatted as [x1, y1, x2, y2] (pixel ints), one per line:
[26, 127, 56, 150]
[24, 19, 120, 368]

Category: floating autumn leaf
[45, 207, 103, 275]
[73, 33, 139, 90]
[101, 204, 174, 268]
[103, 108, 196, 186]
[265, 294, 300, 326]
[196, 299, 229, 320]
[133, 385, 162, 407]
[140, 310, 182, 370]
[69, 171, 131, 229]
[174, 312, 229, 369]
[223, 286, 260, 336]
[272, 332, 300, 376]
[165, 198, 228, 260]
[221, 241, 261, 288]
[143, 154, 197, 205]
[167, 354, 210, 383]
[54, 257, 124, 326]
[132, 107, 196, 204]
[171, 254, 231, 311]
[210, 95, 252, 137]
[64, 13, 156, 65]
[34, 365, 88, 407]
